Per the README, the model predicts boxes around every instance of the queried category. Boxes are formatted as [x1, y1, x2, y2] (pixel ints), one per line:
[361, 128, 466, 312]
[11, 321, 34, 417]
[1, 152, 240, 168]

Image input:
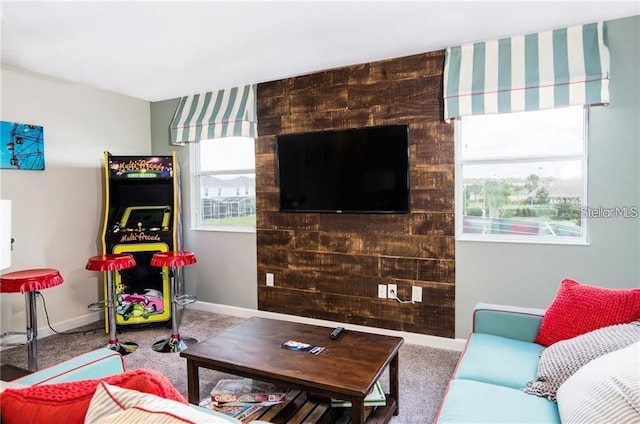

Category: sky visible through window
[199, 137, 255, 175]
[460, 106, 584, 179]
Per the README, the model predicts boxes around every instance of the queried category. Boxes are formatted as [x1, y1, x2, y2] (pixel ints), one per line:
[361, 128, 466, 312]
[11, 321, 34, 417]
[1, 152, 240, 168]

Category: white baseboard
[188, 301, 466, 352]
[0, 311, 102, 352]
[2, 304, 466, 353]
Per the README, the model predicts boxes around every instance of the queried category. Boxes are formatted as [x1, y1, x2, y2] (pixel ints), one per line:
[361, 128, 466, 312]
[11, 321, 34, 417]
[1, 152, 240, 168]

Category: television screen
[277, 125, 410, 213]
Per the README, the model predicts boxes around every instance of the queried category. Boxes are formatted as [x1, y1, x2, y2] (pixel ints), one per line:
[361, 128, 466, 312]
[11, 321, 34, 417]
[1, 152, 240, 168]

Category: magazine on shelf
[331, 381, 386, 407]
[210, 378, 287, 404]
[213, 404, 264, 420]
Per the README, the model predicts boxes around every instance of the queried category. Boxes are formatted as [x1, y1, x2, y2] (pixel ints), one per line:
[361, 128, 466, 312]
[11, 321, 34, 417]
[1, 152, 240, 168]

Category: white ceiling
[1, 1, 638, 102]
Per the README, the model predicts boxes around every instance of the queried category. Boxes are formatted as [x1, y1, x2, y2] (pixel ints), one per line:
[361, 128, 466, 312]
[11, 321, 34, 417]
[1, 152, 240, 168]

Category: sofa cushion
[85, 382, 239, 423]
[473, 303, 544, 342]
[556, 341, 640, 423]
[524, 321, 640, 401]
[436, 379, 560, 423]
[534, 278, 640, 346]
[0, 368, 185, 424]
[454, 333, 541, 389]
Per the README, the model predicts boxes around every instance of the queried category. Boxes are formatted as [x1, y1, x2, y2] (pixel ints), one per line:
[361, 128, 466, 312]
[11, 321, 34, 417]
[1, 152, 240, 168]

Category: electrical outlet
[387, 283, 397, 299]
[377, 284, 387, 299]
[412, 286, 423, 302]
[266, 273, 274, 287]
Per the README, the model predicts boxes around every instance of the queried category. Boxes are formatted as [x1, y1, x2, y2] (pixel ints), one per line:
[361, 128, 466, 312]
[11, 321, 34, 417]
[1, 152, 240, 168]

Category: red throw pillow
[0, 368, 185, 424]
[535, 278, 640, 346]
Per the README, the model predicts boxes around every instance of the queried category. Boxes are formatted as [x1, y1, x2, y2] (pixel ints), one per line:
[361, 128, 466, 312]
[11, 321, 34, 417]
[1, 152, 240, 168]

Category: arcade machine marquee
[101, 152, 183, 327]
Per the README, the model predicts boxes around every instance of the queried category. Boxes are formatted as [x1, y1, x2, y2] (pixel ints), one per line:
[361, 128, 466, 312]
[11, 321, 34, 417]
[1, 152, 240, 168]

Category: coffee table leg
[186, 359, 200, 404]
[390, 352, 399, 416]
[351, 399, 365, 424]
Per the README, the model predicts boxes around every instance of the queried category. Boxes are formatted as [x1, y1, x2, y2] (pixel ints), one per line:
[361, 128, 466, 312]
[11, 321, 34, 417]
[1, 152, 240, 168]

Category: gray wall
[456, 15, 640, 337]
[151, 15, 639, 340]
[150, 99, 258, 309]
[1, 65, 151, 335]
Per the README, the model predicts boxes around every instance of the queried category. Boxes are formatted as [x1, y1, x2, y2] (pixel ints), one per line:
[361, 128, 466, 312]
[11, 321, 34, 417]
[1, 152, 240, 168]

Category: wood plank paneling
[417, 259, 456, 284]
[410, 213, 455, 236]
[256, 50, 455, 338]
[380, 257, 418, 281]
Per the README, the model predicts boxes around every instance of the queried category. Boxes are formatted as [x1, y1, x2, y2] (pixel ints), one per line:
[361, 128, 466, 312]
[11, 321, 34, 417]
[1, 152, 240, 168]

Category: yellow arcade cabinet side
[100, 152, 182, 328]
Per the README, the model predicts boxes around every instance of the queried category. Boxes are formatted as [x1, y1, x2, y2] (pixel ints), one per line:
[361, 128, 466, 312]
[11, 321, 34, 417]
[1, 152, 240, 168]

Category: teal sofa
[10, 348, 127, 386]
[5, 348, 241, 423]
[435, 303, 560, 423]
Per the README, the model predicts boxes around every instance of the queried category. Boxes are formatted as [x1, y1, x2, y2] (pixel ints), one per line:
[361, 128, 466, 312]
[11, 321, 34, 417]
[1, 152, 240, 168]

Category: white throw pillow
[84, 382, 238, 423]
[0, 381, 27, 394]
[556, 341, 640, 424]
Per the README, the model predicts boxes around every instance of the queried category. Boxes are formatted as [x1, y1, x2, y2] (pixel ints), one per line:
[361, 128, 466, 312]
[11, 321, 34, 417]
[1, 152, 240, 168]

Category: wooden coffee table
[180, 317, 403, 423]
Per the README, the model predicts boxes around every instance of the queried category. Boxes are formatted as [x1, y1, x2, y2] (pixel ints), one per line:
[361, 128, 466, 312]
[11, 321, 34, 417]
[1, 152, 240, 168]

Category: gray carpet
[0, 309, 460, 423]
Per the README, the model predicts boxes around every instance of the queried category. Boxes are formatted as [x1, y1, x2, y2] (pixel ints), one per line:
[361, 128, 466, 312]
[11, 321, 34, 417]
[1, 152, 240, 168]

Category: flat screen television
[276, 124, 410, 213]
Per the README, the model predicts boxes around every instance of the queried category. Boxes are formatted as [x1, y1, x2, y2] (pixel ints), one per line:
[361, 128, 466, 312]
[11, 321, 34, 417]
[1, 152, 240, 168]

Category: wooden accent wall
[255, 50, 455, 338]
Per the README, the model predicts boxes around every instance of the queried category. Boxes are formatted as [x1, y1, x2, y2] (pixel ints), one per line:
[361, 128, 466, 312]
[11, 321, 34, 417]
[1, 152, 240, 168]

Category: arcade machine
[100, 152, 183, 329]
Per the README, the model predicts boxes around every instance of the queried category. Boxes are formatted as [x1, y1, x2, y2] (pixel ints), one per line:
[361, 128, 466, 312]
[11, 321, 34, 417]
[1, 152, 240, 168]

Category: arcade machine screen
[117, 206, 171, 232]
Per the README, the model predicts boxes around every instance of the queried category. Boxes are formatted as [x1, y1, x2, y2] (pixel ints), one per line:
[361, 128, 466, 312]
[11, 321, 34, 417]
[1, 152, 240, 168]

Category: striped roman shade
[170, 84, 257, 145]
[444, 22, 610, 121]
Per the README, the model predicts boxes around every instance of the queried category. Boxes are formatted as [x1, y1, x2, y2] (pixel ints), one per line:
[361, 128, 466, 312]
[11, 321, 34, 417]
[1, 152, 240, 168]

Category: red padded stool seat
[150, 251, 198, 353]
[86, 254, 136, 272]
[85, 253, 138, 355]
[0, 268, 64, 371]
[151, 251, 197, 269]
[0, 268, 63, 293]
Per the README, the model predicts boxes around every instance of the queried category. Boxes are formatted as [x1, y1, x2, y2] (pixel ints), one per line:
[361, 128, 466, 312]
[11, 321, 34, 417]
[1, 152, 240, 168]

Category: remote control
[329, 327, 345, 340]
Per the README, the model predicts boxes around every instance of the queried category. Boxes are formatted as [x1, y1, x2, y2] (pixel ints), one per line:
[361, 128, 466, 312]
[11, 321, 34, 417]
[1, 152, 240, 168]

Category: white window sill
[456, 234, 589, 246]
[190, 226, 256, 234]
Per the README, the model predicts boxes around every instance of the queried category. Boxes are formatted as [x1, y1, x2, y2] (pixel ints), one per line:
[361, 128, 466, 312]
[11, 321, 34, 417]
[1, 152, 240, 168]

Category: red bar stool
[0, 268, 64, 371]
[85, 253, 138, 355]
[150, 251, 198, 353]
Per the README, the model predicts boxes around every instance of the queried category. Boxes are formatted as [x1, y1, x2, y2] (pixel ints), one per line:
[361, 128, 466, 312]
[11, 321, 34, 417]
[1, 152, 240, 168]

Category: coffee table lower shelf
[210, 389, 398, 424]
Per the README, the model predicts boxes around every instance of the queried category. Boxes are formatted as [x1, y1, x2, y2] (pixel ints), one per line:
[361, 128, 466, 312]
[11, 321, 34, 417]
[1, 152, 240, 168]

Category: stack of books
[206, 378, 288, 420]
[211, 378, 288, 404]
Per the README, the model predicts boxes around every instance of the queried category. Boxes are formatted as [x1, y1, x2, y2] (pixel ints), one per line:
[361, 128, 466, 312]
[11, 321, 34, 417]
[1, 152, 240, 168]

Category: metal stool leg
[152, 266, 197, 353]
[25, 291, 38, 372]
[0, 292, 39, 371]
[106, 270, 138, 355]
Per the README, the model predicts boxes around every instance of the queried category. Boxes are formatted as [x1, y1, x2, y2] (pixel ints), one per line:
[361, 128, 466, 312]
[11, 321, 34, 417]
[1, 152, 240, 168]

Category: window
[190, 137, 256, 232]
[456, 106, 587, 244]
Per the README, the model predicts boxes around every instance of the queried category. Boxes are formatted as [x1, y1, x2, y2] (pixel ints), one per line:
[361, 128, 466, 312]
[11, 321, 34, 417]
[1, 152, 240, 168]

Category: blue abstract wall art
[0, 121, 45, 170]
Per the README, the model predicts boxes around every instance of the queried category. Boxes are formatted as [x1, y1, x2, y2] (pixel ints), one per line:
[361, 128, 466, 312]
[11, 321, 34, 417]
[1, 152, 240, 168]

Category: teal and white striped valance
[170, 84, 257, 145]
[444, 22, 610, 121]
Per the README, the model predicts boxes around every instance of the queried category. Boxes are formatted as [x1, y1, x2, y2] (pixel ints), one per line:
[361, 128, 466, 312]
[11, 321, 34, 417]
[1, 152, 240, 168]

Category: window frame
[455, 107, 589, 245]
[189, 139, 256, 234]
